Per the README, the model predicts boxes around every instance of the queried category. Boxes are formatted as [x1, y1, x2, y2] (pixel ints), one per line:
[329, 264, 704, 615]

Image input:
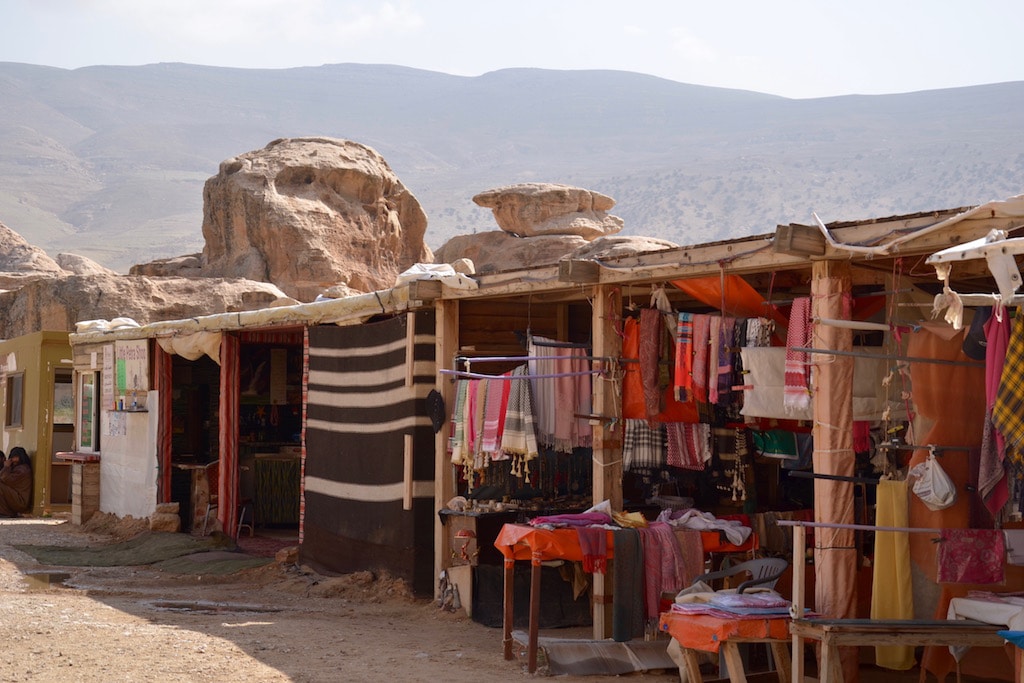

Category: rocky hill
[1, 62, 1022, 272]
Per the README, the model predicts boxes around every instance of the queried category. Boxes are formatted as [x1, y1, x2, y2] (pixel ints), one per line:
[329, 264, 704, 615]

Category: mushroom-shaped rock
[472, 183, 624, 240]
[434, 231, 588, 275]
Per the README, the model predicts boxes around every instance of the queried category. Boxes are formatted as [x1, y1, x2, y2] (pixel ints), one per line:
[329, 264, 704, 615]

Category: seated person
[0, 447, 32, 517]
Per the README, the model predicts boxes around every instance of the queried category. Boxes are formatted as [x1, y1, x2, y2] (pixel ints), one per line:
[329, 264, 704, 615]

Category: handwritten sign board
[114, 340, 149, 394]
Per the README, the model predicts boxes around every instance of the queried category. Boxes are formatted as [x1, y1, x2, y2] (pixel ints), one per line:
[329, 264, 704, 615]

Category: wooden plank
[590, 284, 621, 640]
[402, 433, 413, 511]
[502, 558, 515, 660]
[433, 299, 459, 599]
[528, 558, 542, 673]
[791, 524, 806, 683]
[720, 641, 750, 683]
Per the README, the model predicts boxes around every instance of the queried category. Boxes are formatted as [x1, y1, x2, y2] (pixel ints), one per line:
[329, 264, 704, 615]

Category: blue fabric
[998, 630, 1024, 649]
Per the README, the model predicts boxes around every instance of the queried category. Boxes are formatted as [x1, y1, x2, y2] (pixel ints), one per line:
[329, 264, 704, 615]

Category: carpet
[15, 532, 274, 576]
[235, 534, 297, 558]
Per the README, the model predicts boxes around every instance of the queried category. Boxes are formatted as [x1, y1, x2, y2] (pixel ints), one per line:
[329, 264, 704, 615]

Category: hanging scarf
[691, 314, 711, 402]
[639, 308, 663, 419]
[500, 365, 539, 479]
[994, 310, 1024, 449]
[623, 418, 665, 472]
[674, 312, 695, 402]
[530, 336, 592, 452]
[707, 315, 721, 404]
[717, 316, 737, 405]
[936, 528, 1005, 584]
[665, 422, 710, 470]
[481, 372, 510, 457]
[577, 526, 609, 574]
[449, 379, 469, 466]
[784, 297, 813, 413]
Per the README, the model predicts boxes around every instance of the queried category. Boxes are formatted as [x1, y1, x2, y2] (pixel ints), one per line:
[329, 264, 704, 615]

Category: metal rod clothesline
[775, 519, 942, 534]
[439, 368, 601, 380]
[790, 346, 984, 368]
[787, 471, 880, 485]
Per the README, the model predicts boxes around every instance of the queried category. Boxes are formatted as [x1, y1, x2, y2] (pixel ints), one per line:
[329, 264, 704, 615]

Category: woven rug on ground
[15, 532, 273, 575]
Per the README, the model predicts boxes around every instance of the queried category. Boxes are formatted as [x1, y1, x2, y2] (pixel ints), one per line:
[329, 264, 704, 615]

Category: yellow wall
[0, 331, 73, 515]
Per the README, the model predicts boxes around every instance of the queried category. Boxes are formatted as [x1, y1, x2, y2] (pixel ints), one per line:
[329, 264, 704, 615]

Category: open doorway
[168, 354, 221, 532]
[49, 368, 75, 506]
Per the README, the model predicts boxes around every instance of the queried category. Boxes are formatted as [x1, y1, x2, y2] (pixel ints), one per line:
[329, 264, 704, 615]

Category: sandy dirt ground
[0, 515, 678, 682]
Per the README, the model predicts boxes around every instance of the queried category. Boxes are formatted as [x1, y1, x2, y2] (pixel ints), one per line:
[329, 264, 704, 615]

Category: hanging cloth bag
[908, 452, 957, 511]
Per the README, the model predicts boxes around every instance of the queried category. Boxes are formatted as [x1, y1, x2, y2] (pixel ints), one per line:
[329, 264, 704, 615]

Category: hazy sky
[1, 0, 1020, 99]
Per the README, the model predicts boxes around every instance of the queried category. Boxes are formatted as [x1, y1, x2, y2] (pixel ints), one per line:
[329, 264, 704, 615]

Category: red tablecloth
[493, 523, 756, 562]
[659, 609, 790, 653]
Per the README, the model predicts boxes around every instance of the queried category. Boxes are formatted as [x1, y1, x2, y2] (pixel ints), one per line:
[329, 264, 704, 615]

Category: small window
[5, 372, 24, 429]
[77, 371, 100, 452]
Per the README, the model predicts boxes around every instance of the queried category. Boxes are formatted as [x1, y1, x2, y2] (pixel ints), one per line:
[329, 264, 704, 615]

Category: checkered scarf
[784, 297, 813, 413]
[994, 310, 1024, 449]
[623, 418, 665, 472]
[666, 422, 710, 470]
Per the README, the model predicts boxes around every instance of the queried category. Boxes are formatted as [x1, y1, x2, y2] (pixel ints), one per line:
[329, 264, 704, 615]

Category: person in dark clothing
[0, 447, 32, 516]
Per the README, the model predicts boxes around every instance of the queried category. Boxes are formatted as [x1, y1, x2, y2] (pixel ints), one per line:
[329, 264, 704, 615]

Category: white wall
[99, 391, 159, 519]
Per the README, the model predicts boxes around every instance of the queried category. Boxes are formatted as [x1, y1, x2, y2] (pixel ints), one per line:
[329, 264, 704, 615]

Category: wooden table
[790, 618, 1005, 682]
[493, 523, 756, 673]
[659, 609, 791, 683]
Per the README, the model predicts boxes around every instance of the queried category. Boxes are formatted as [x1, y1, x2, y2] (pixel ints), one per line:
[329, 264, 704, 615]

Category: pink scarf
[784, 297, 812, 413]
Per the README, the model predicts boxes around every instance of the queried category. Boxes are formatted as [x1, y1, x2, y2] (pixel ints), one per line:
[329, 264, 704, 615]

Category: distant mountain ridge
[0, 61, 1022, 273]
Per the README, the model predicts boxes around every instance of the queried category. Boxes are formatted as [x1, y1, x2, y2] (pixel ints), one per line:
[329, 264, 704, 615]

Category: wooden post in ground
[591, 284, 622, 639]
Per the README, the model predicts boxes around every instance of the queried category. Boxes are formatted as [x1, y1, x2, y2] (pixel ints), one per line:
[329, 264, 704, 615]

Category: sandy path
[0, 516, 675, 682]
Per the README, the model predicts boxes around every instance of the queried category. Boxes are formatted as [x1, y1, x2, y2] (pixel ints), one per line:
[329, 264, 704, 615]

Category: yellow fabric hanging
[871, 478, 915, 670]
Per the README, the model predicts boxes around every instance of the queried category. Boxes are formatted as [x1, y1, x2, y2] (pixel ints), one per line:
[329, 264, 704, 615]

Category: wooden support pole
[591, 284, 622, 639]
[528, 554, 542, 673]
[403, 433, 413, 511]
[433, 299, 460, 599]
[792, 523, 806, 683]
[503, 558, 515, 660]
[810, 259, 859, 682]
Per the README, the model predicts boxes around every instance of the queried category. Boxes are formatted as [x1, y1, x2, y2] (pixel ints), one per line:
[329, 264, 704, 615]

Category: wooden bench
[790, 618, 1006, 682]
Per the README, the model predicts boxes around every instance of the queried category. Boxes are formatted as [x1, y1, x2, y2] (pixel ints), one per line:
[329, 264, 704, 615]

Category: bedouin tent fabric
[909, 324, 1024, 682]
[302, 311, 437, 596]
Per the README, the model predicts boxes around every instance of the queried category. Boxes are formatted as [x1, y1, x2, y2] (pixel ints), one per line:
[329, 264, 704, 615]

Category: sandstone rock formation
[434, 232, 679, 275]
[0, 220, 65, 290]
[56, 253, 118, 276]
[433, 231, 588, 274]
[473, 183, 624, 239]
[0, 274, 294, 340]
[153, 137, 431, 302]
[130, 254, 202, 278]
[568, 235, 678, 260]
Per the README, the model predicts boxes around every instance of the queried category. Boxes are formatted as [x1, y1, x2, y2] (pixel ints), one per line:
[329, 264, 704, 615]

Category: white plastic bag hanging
[908, 452, 957, 511]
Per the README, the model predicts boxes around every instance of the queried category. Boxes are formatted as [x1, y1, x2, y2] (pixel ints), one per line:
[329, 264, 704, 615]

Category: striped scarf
[691, 314, 711, 402]
[500, 365, 539, 462]
[674, 312, 695, 402]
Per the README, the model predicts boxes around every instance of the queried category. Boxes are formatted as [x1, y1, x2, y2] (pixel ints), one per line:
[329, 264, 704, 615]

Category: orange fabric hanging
[622, 316, 699, 422]
[671, 275, 788, 332]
